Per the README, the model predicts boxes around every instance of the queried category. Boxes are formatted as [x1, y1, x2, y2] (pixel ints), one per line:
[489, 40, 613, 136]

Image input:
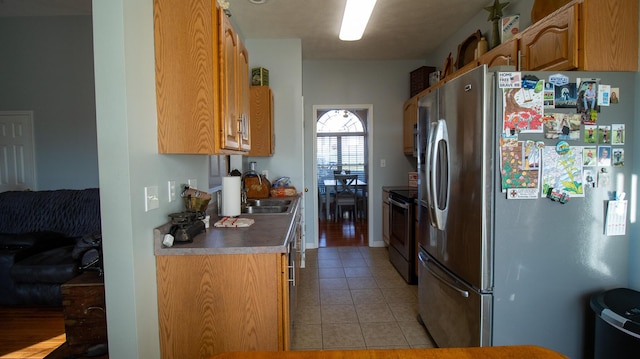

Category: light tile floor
[292, 247, 436, 350]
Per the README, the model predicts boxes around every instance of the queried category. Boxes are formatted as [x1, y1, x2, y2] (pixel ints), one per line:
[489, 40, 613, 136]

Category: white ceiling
[228, 0, 490, 60]
[0, 0, 492, 61]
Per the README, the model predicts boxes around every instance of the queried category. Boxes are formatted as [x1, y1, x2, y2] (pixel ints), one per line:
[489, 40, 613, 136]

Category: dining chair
[357, 186, 367, 220]
[318, 184, 335, 221]
[334, 174, 358, 221]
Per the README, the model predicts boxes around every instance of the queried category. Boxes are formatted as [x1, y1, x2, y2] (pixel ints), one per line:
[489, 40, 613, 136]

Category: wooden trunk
[61, 272, 108, 354]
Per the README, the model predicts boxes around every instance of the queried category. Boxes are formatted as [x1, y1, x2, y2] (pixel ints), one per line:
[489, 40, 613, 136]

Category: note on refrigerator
[605, 200, 627, 236]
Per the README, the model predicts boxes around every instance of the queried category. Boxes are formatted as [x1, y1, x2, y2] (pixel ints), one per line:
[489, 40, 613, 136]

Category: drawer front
[62, 284, 107, 346]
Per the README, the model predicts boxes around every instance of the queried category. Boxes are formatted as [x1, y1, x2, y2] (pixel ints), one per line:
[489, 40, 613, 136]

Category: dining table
[323, 178, 367, 220]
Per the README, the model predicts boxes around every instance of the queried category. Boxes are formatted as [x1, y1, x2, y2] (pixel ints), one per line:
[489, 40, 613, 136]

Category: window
[317, 109, 367, 184]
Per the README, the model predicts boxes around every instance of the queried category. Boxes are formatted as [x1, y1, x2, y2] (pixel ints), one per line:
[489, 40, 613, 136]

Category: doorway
[313, 105, 371, 247]
[0, 111, 36, 192]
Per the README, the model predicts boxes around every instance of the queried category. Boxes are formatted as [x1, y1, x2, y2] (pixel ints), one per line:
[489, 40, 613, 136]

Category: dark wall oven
[388, 189, 417, 283]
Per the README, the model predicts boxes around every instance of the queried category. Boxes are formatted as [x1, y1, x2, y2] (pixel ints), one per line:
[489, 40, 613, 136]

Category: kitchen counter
[209, 346, 568, 358]
[153, 195, 300, 255]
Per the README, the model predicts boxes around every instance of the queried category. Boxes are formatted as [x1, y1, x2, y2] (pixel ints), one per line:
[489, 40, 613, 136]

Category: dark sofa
[0, 188, 101, 306]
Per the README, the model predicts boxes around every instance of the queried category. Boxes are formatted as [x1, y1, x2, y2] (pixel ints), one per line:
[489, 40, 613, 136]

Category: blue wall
[0, 16, 99, 190]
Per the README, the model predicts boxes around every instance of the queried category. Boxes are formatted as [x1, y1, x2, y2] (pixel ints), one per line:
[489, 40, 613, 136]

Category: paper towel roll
[222, 176, 241, 217]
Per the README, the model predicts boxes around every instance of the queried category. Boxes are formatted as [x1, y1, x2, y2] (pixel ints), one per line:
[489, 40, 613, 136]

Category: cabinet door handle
[85, 306, 105, 315]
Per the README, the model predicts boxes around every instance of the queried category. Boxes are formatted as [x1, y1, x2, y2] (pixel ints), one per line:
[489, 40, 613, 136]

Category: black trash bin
[590, 288, 640, 359]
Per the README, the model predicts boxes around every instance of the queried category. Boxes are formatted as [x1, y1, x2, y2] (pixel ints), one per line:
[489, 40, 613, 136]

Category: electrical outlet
[380, 159, 386, 167]
[262, 170, 269, 179]
[188, 178, 197, 189]
[144, 186, 159, 212]
[168, 180, 176, 202]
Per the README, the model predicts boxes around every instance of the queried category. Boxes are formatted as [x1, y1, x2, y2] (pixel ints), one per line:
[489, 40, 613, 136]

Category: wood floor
[318, 215, 368, 247]
[0, 305, 107, 359]
[0, 307, 66, 359]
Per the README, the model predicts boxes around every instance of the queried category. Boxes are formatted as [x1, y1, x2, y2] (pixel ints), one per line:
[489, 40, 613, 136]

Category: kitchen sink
[241, 198, 294, 215]
[245, 199, 292, 207]
[241, 205, 290, 214]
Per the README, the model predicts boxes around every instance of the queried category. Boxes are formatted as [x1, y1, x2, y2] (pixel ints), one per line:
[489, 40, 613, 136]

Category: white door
[0, 111, 36, 192]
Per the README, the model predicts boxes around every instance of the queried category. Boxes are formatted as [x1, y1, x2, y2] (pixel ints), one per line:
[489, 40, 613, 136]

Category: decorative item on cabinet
[455, 29, 482, 70]
[531, 0, 571, 24]
[252, 67, 269, 86]
[249, 86, 275, 156]
[428, 70, 440, 86]
[441, 53, 454, 79]
[484, 0, 510, 48]
[476, 36, 488, 58]
[409, 66, 436, 97]
[500, 14, 520, 43]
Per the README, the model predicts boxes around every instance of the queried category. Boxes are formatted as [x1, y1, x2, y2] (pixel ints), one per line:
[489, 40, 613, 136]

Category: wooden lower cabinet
[156, 253, 290, 358]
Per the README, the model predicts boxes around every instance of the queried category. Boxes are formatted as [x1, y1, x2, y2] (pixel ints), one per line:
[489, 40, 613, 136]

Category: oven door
[388, 194, 415, 283]
[389, 196, 411, 259]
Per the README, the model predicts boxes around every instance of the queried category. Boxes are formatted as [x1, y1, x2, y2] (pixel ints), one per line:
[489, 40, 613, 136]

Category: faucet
[241, 170, 262, 205]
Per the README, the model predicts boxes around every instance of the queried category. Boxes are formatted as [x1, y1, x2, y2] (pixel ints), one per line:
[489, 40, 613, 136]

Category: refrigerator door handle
[430, 119, 450, 230]
[425, 121, 438, 227]
[419, 251, 469, 298]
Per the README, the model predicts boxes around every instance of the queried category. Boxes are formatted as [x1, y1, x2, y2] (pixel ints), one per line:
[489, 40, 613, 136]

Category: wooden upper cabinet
[519, 3, 578, 71]
[154, 0, 219, 154]
[578, 0, 638, 71]
[154, 0, 250, 154]
[249, 86, 275, 157]
[219, 7, 251, 152]
[402, 97, 418, 156]
[220, 10, 241, 151]
[519, 0, 638, 71]
[238, 41, 251, 151]
[478, 38, 518, 68]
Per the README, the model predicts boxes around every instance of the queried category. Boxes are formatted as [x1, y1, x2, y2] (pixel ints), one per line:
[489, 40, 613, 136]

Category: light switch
[145, 186, 159, 212]
[380, 159, 386, 167]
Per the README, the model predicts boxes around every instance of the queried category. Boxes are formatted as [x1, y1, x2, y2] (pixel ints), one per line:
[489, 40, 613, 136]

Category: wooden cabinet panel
[238, 41, 251, 151]
[402, 97, 418, 156]
[220, 11, 240, 151]
[477, 39, 518, 68]
[249, 86, 275, 156]
[520, 3, 578, 71]
[579, 0, 638, 71]
[154, 0, 219, 154]
[157, 254, 281, 358]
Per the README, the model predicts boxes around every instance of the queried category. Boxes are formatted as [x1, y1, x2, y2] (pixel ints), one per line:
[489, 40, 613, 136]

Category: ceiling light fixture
[339, 0, 377, 41]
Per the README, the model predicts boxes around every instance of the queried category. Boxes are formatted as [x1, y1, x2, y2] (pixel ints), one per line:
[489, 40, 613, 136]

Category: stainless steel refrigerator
[416, 65, 632, 358]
